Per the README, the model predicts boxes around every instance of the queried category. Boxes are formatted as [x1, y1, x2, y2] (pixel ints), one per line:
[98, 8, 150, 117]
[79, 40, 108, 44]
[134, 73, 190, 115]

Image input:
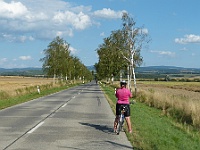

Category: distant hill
[0, 66, 199, 77]
[135, 66, 200, 74]
[86, 65, 95, 71]
[86, 65, 200, 74]
[0, 66, 95, 76]
[134, 66, 200, 80]
[0, 68, 43, 76]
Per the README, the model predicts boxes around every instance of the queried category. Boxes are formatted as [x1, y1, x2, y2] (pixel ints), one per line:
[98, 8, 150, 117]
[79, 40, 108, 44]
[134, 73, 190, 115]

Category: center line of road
[27, 121, 44, 134]
[62, 103, 67, 107]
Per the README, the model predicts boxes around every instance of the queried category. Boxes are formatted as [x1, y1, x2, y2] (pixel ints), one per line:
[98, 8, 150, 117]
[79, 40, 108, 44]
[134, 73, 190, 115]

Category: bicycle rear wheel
[116, 116, 124, 135]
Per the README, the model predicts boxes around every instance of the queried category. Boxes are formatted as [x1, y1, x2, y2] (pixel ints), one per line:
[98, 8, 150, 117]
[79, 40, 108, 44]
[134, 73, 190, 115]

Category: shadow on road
[79, 122, 141, 150]
[106, 141, 134, 149]
[79, 122, 113, 134]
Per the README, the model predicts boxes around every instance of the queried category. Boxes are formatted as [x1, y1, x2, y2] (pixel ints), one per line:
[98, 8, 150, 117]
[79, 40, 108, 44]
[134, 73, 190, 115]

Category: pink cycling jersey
[115, 87, 132, 104]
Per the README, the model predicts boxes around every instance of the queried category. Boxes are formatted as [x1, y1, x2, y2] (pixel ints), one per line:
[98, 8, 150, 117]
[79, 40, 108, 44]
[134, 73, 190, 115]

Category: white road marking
[62, 103, 67, 107]
[27, 122, 44, 134]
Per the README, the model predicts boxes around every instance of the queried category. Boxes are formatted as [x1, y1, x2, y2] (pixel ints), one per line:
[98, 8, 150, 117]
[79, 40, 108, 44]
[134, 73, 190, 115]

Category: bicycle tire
[116, 115, 124, 135]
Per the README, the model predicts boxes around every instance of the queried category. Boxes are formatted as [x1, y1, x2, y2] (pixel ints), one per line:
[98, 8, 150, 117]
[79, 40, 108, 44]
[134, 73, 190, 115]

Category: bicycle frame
[116, 105, 126, 135]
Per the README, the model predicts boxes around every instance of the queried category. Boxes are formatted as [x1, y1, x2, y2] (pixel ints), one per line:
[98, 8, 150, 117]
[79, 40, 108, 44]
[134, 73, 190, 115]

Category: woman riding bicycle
[114, 80, 132, 133]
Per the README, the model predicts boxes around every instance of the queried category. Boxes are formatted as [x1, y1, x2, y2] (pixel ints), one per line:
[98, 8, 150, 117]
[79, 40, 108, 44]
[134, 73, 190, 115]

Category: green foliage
[95, 30, 128, 79]
[40, 36, 93, 81]
[40, 36, 71, 76]
[95, 12, 149, 82]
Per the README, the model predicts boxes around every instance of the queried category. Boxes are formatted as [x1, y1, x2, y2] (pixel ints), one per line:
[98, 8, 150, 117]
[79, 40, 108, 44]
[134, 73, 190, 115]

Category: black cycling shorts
[116, 104, 130, 117]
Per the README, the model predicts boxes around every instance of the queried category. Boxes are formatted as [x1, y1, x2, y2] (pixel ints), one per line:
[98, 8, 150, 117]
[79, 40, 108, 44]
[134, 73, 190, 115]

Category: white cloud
[93, 8, 126, 19]
[180, 47, 188, 51]
[69, 46, 77, 54]
[19, 56, 32, 60]
[139, 28, 149, 35]
[53, 11, 92, 30]
[100, 32, 105, 37]
[19, 35, 35, 42]
[69, 12, 91, 30]
[0, 0, 128, 44]
[1, 33, 34, 42]
[0, 0, 105, 41]
[175, 34, 200, 44]
[0, 58, 7, 63]
[0, 1, 28, 19]
[150, 50, 175, 57]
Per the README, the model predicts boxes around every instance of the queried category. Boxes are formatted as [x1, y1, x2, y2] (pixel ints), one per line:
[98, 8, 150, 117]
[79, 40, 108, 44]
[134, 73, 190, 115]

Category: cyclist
[114, 80, 132, 133]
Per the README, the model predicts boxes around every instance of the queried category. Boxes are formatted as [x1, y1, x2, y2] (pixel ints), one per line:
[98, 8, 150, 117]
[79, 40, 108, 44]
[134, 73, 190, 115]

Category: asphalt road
[0, 81, 133, 150]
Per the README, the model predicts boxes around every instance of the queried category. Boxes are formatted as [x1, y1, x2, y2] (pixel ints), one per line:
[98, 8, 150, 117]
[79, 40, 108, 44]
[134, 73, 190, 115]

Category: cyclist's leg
[114, 116, 119, 132]
[125, 116, 132, 133]
[114, 104, 121, 132]
[125, 105, 132, 133]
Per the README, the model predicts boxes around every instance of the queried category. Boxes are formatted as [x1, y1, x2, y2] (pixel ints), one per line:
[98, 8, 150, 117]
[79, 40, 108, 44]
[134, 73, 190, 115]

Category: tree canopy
[95, 12, 149, 83]
[40, 36, 93, 81]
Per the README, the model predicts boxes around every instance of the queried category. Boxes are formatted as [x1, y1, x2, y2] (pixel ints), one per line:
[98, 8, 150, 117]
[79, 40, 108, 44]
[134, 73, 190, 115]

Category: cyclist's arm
[129, 90, 133, 98]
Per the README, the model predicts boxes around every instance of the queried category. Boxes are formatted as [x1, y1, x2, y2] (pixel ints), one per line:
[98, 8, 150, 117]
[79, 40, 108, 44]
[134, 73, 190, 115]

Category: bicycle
[116, 105, 127, 135]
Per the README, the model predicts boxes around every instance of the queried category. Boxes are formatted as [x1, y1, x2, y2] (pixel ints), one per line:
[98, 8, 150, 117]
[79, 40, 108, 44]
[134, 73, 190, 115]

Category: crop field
[134, 81, 200, 128]
[0, 76, 53, 96]
[137, 81, 200, 101]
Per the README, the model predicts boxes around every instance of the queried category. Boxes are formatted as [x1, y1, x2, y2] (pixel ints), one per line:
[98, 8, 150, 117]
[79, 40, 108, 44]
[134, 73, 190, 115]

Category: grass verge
[0, 83, 78, 110]
[100, 84, 200, 150]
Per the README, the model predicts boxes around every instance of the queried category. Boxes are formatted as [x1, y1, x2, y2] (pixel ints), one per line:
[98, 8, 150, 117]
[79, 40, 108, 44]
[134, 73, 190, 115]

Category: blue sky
[0, 0, 199, 69]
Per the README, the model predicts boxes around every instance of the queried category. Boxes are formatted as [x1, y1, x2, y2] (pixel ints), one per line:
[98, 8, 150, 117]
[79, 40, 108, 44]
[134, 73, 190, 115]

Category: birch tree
[95, 12, 149, 93]
[121, 12, 149, 94]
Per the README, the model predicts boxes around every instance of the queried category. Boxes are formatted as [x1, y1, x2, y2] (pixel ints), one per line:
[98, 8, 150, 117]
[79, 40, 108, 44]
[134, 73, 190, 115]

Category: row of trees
[39, 12, 149, 88]
[95, 12, 149, 92]
[40, 36, 93, 82]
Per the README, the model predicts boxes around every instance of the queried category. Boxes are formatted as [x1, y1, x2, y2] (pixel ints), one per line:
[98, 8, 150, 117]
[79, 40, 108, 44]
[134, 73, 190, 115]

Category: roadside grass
[0, 83, 78, 110]
[100, 84, 200, 150]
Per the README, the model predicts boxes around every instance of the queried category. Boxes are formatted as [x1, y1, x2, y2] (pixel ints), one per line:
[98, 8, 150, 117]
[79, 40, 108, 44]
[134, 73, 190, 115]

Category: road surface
[0, 82, 133, 150]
